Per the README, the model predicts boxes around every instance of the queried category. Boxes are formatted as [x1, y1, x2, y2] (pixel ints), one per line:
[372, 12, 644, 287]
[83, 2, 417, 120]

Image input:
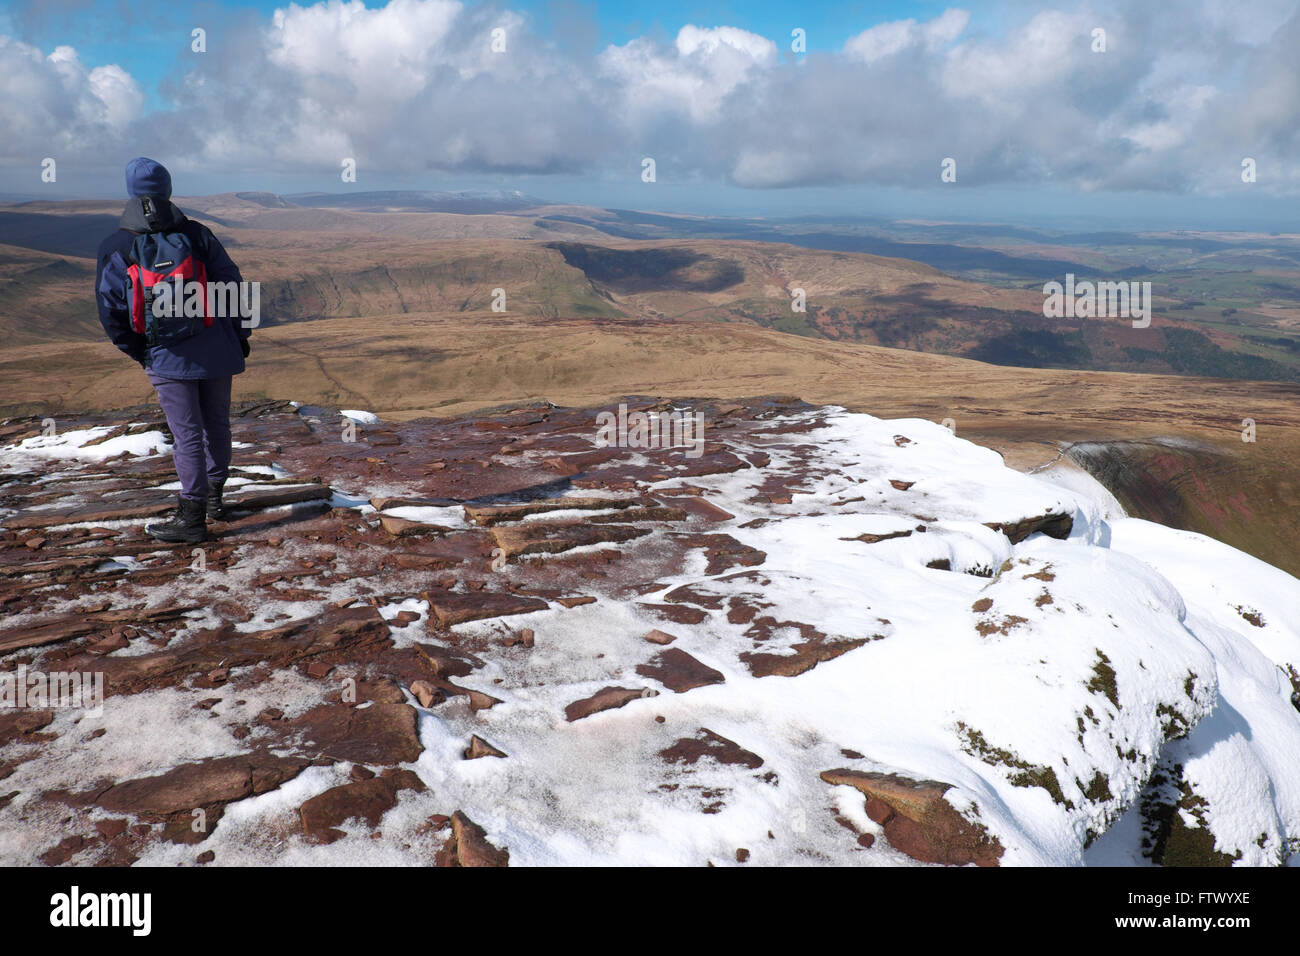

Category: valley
[1, 192, 1296, 575]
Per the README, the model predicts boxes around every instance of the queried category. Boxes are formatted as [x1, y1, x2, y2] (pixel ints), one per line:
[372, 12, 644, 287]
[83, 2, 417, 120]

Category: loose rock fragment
[409, 680, 443, 708]
[464, 735, 508, 760]
[820, 769, 1004, 867]
[436, 811, 509, 867]
[564, 686, 648, 722]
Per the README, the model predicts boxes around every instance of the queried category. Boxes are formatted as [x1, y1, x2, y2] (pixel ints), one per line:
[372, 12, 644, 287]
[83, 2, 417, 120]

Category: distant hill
[285, 189, 550, 214]
[0, 194, 1296, 384]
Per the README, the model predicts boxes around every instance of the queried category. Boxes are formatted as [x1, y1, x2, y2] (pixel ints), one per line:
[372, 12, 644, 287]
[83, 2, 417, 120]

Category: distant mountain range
[3, 191, 1297, 386]
[283, 189, 550, 215]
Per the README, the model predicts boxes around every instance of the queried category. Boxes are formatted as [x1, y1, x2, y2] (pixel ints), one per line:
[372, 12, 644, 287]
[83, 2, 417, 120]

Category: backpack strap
[127, 261, 146, 334]
[125, 236, 147, 335]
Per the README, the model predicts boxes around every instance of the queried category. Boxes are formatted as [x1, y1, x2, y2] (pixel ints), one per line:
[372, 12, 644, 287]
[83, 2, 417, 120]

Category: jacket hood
[119, 196, 188, 234]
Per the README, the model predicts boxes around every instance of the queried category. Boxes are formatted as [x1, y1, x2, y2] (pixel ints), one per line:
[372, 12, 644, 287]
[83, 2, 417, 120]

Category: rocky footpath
[1, 397, 1297, 867]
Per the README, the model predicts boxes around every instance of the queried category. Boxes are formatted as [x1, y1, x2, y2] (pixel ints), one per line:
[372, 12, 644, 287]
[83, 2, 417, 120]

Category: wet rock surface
[1, 396, 852, 864]
[2, 394, 1276, 867]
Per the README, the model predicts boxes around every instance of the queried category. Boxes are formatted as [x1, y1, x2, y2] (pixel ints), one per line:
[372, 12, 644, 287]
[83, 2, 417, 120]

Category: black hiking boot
[207, 479, 228, 521]
[146, 495, 208, 543]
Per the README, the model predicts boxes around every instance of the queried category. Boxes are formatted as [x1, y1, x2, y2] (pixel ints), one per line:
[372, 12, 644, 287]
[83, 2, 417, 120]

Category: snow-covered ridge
[398, 408, 1299, 865]
[1, 400, 1296, 866]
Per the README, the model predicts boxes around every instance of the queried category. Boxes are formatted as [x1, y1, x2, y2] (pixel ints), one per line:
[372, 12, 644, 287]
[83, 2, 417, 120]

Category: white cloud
[1, 0, 1298, 197]
[0, 37, 142, 163]
[267, 0, 461, 99]
[600, 25, 777, 124]
[844, 8, 970, 63]
[87, 64, 145, 129]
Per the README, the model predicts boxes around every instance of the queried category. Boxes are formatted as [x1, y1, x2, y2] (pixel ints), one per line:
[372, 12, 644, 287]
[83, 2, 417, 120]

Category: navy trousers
[147, 372, 233, 501]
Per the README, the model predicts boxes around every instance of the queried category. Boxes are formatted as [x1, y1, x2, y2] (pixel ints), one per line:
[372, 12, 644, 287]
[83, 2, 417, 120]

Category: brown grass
[3, 310, 1297, 576]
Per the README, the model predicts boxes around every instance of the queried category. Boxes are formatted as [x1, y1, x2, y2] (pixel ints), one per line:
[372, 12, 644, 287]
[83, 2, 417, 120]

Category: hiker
[94, 157, 251, 543]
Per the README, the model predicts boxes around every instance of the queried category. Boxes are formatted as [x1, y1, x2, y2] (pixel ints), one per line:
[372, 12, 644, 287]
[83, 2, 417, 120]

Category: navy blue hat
[125, 157, 172, 199]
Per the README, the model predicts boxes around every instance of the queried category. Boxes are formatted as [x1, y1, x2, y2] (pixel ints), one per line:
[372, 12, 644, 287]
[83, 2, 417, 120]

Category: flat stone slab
[491, 520, 650, 561]
[820, 769, 1004, 867]
[564, 686, 646, 722]
[636, 648, 725, 693]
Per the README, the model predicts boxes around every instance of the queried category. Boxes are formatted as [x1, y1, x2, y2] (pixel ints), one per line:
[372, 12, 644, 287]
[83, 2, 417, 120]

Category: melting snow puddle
[330, 490, 373, 511]
[95, 555, 145, 573]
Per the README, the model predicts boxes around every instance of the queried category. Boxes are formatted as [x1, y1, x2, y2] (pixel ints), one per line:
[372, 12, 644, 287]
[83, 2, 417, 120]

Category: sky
[2, 0, 1300, 228]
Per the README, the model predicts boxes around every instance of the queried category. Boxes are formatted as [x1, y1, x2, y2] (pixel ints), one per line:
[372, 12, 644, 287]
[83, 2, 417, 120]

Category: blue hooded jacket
[95, 158, 250, 380]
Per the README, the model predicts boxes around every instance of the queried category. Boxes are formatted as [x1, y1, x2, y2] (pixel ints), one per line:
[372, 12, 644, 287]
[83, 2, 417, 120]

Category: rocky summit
[0, 396, 1297, 866]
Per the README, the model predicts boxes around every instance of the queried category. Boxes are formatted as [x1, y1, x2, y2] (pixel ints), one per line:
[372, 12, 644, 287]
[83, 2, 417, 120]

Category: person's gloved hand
[240, 338, 251, 358]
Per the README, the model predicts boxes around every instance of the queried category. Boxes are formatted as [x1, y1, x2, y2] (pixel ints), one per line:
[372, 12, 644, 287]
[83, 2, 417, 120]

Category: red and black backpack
[126, 212, 213, 348]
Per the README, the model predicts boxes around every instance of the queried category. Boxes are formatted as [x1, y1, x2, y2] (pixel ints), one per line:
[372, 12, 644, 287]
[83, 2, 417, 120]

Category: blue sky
[2, 0, 1299, 228]
[2, 0, 966, 112]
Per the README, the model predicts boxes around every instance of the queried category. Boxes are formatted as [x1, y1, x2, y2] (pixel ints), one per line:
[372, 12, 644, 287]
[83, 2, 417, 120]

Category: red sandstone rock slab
[436, 810, 509, 867]
[659, 729, 764, 770]
[491, 520, 649, 561]
[290, 702, 423, 765]
[299, 768, 425, 844]
[0, 603, 200, 655]
[674, 497, 736, 522]
[640, 598, 710, 625]
[984, 512, 1073, 544]
[423, 588, 549, 627]
[464, 496, 643, 526]
[224, 483, 332, 511]
[377, 514, 450, 537]
[68, 751, 310, 819]
[464, 735, 507, 760]
[636, 648, 725, 693]
[667, 533, 766, 575]
[2, 495, 176, 531]
[564, 686, 647, 722]
[89, 605, 391, 696]
[0, 708, 54, 746]
[820, 769, 1004, 867]
[740, 617, 872, 678]
[586, 506, 686, 523]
